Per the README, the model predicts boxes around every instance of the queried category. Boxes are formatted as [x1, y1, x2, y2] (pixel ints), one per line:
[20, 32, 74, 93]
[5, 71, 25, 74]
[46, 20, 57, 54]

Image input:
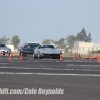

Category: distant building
[6, 44, 14, 52]
[74, 41, 100, 54]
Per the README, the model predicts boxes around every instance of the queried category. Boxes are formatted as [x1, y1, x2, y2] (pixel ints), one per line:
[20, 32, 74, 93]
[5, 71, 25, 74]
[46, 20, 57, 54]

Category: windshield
[0, 44, 6, 47]
[24, 45, 34, 48]
[41, 45, 55, 48]
[28, 43, 40, 48]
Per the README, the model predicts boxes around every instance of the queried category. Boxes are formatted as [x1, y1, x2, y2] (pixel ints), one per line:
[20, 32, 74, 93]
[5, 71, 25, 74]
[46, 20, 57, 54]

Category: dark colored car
[28, 42, 40, 48]
[20, 44, 35, 56]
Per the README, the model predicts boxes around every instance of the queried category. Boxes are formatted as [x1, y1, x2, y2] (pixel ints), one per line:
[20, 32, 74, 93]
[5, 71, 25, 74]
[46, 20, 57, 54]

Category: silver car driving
[33, 44, 62, 59]
[0, 44, 11, 55]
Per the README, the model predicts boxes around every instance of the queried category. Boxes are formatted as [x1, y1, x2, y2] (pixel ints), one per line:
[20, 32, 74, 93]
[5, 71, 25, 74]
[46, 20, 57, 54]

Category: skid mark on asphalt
[0, 72, 100, 76]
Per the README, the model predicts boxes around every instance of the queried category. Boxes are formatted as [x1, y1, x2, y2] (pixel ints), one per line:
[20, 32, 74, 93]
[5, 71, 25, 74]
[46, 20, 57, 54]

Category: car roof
[28, 42, 39, 43]
[0, 43, 5, 45]
[41, 44, 54, 45]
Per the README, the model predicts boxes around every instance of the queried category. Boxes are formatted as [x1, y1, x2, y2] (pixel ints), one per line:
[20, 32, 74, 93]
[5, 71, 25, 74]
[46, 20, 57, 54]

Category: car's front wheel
[33, 52, 36, 59]
[37, 52, 41, 59]
[37, 52, 43, 59]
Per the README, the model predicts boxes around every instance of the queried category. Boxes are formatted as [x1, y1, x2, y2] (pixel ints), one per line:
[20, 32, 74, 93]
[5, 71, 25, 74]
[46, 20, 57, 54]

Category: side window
[40, 45, 44, 48]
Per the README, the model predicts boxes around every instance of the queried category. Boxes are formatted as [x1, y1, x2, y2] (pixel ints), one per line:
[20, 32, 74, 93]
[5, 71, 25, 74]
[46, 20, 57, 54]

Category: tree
[52, 38, 66, 49]
[0, 36, 10, 44]
[11, 35, 20, 49]
[66, 35, 77, 49]
[76, 28, 92, 42]
[77, 28, 87, 41]
[42, 39, 54, 44]
[87, 33, 92, 42]
[42, 38, 66, 49]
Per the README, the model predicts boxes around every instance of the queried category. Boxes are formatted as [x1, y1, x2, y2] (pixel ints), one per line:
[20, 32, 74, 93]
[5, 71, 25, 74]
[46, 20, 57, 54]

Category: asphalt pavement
[0, 56, 100, 100]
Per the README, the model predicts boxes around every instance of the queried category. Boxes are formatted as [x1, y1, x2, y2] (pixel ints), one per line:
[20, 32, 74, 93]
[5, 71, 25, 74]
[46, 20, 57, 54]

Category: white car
[33, 44, 62, 59]
[0, 44, 11, 55]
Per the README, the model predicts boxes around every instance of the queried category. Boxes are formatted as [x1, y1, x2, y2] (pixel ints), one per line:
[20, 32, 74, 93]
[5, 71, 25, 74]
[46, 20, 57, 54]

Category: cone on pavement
[12, 52, 14, 56]
[60, 55, 63, 61]
[6, 52, 9, 56]
[20, 53, 23, 60]
[74, 53, 77, 59]
[91, 56, 97, 60]
[84, 56, 89, 60]
[98, 55, 100, 63]
[0, 52, 2, 56]
[9, 53, 12, 60]
[78, 53, 81, 59]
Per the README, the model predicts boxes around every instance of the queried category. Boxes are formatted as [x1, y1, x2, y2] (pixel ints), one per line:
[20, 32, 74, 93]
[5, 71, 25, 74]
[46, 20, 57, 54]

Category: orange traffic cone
[9, 53, 12, 60]
[12, 52, 14, 56]
[91, 56, 97, 60]
[78, 53, 81, 59]
[60, 55, 63, 61]
[6, 52, 9, 56]
[84, 56, 90, 60]
[98, 55, 100, 63]
[20, 53, 23, 60]
[0, 52, 2, 56]
[74, 53, 77, 59]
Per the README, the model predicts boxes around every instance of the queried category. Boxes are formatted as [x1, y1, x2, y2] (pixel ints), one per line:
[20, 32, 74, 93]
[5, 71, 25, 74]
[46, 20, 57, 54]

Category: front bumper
[21, 51, 34, 55]
[41, 53, 60, 58]
[0, 50, 11, 55]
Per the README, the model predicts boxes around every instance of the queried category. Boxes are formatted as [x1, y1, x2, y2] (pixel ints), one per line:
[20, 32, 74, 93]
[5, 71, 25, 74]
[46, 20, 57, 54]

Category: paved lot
[0, 56, 100, 100]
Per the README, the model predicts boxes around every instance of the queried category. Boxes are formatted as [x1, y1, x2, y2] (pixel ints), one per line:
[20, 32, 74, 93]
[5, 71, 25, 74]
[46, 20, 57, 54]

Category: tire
[33, 52, 36, 59]
[9, 53, 10, 56]
[37, 52, 41, 59]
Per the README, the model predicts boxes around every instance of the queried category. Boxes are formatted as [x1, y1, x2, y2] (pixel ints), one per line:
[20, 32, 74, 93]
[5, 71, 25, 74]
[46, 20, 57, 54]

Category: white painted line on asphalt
[0, 67, 100, 71]
[0, 63, 10, 64]
[0, 72, 100, 76]
[67, 64, 100, 67]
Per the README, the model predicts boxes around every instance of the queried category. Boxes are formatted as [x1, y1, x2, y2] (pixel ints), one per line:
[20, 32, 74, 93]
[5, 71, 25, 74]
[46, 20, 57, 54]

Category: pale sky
[0, 0, 100, 44]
